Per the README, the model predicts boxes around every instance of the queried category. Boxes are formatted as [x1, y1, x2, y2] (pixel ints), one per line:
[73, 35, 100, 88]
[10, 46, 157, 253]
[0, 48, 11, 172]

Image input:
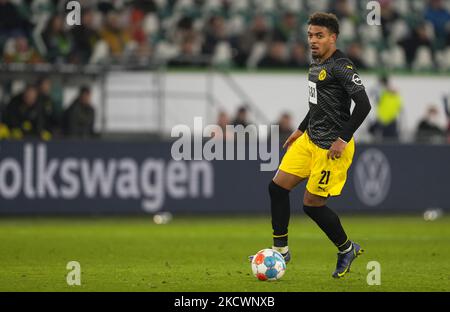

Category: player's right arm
[282, 111, 310, 149]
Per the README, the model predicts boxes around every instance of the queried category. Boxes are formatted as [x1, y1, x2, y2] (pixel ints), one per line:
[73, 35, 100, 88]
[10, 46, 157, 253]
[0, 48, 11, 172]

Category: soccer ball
[251, 249, 286, 281]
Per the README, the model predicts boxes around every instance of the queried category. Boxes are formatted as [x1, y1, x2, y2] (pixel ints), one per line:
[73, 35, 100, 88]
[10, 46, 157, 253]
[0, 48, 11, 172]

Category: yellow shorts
[278, 132, 355, 197]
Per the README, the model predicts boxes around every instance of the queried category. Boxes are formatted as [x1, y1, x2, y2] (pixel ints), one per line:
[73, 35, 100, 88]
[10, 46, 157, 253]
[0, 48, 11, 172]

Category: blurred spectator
[369, 75, 403, 141]
[276, 112, 294, 143]
[172, 16, 196, 46]
[415, 105, 446, 142]
[129, 8, 146, 45]
[2, 85, 41, 139]
[0, 0, 33, 39]
[211, 111, 233, 140]
[100, 11, 131, 61]
[380, 0, 400, 39]
[42, 15, 73, 64]
[168, 33, 203, 67]
[424, 0, 450, 40]
[202, 15, 228, 56]
[63, 86, 95, 138]
[127, 38, 153, 65]
[0, 0, 448, 72]
[132, 0, 157, 13]
[125, 8, 153, 65]
[232, 106, 251, 127]
[3, 34, 42, 64]
[0, 122, 9, 140]
[346, 42, 367, 70]
[399, 23, 434, 67]
[272, 12, 299, 44]
[233, 14, 271, 67]
[330, 0, 355, 19]
[289, 42, 309, 69]
[70, 8, 100, 64]
[97, 0, 115, 14]
[36, 77, 59, 137]
[258, 41, 289, 68]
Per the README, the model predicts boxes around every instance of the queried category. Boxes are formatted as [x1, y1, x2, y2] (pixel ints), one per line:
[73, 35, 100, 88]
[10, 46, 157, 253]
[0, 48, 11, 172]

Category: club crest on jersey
[318, 69, 327, 81]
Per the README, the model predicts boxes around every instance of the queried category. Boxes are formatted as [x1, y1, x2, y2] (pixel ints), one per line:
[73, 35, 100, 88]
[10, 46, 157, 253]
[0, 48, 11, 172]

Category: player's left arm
[328, 60, 371, 160]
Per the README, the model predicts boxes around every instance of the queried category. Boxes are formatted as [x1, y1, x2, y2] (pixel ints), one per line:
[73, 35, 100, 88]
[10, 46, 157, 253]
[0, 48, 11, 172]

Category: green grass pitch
[0, 215, 449, 292]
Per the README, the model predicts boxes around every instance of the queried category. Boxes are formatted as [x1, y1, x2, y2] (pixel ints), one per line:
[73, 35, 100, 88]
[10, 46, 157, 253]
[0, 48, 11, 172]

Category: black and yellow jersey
[305, 49, 365, 149]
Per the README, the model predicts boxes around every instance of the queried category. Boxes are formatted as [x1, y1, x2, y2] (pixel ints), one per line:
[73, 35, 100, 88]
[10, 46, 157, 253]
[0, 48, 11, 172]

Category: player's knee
[303, 192, 326, 207]
[269, 181, 290, 198]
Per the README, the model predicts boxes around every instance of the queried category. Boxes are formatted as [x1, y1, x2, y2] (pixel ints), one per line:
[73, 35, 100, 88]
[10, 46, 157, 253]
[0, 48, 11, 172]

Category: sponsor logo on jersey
[352, 74, 362, 85]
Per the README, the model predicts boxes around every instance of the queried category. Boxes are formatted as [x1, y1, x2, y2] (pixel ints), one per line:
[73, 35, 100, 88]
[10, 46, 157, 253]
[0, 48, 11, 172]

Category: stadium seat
[246, 42, 267, 69]
[154, 0, 167, 10]
[306, 0, 329, 12]
[174, 0, 194, 12]
[143, 14, 160, 36]
[339, 18, 356, 42]
[230, 0, 250, 13]
[161, 13, 181, 34]
[279, 0, 304, 13]
[3, 38, 16, 56]
[253, 0, 277, 13]
[411, 0, 426, 12]
[435, 48, 450, 71]
[359, 24, 382, 44]
[193, 18, 205, 32]
[228, 15, 246, 36]
[381, 45, 406, 69]
[393, 0, 410, 16]
[412, 46, 434, 71]
[362, 45, 378, 68]
[212, 42, 232, 65]
[389, 20, 410, 43]
[89, 40, 110, 64]
[155, 41, 179, 61]
[203, 0, 222, 12]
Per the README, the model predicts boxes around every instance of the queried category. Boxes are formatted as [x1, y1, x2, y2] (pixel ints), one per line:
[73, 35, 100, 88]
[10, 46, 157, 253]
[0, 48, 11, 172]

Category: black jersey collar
[312, 49, 344, 65]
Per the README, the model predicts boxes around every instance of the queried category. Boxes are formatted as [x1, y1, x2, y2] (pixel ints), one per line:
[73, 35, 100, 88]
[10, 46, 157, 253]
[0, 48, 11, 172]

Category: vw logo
[354, 149, 391, 206]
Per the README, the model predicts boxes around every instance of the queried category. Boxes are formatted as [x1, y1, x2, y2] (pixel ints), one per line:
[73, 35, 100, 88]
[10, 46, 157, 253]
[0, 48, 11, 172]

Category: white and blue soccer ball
[251, 249, 286, 281]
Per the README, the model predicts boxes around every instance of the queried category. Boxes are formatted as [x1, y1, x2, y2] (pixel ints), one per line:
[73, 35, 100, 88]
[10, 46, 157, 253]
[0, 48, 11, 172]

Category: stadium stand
[0, 0, 450, 70]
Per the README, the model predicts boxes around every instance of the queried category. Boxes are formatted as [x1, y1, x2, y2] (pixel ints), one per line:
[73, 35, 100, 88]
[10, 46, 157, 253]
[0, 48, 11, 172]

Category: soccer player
[251, 13, 372, 278]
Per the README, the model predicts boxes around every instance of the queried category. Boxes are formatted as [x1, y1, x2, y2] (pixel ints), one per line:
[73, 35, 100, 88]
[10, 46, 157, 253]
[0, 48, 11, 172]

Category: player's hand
[327, 138, 347, 160]
[283, 129, 303, 149]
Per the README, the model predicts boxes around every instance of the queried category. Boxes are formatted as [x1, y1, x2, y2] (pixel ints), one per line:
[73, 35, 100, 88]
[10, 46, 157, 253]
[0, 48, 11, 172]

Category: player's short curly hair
[308, 12, 340, 36]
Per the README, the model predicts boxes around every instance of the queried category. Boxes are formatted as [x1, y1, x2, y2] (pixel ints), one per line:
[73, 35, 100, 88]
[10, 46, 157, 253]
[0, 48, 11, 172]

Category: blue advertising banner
[0, 141, 448, 214]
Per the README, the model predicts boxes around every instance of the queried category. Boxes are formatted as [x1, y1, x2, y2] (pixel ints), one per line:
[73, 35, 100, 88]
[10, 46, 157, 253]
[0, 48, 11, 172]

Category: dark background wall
[0, 141, 448, 215]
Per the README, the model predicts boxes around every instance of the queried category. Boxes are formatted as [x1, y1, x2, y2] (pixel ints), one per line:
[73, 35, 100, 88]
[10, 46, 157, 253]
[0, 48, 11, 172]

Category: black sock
[269, 181, 290, 248]
[303, 205, 352, 252]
